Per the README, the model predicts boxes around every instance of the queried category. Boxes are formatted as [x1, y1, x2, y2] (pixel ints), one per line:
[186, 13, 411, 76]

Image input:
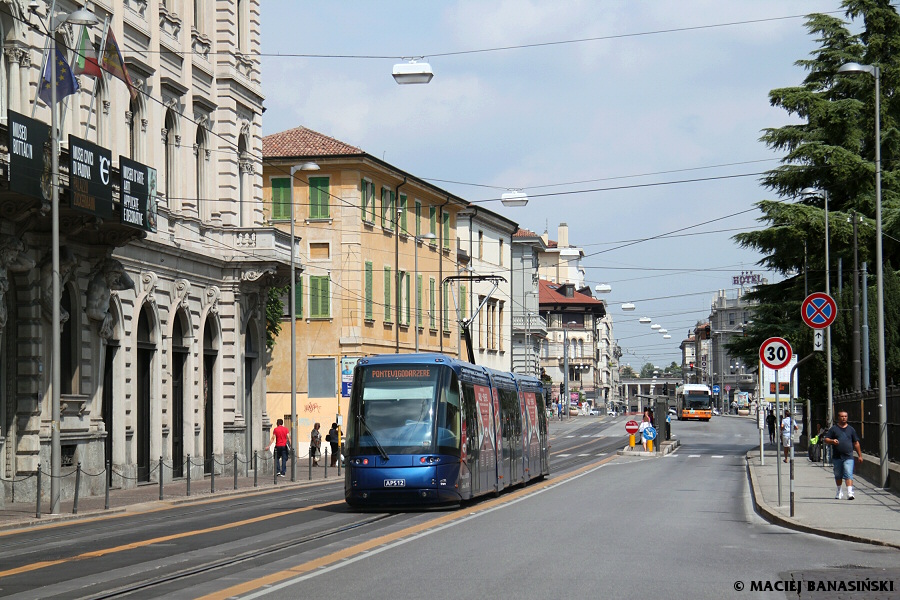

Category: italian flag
[73, 26, 102, 78]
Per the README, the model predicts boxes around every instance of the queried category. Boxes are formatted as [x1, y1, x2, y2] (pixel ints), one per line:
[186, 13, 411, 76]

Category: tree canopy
[732, 0, 900, 401]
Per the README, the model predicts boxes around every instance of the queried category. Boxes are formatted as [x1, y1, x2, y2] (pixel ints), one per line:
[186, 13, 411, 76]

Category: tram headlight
[352, 458, 370, 466]
[419, 456, 441, 464]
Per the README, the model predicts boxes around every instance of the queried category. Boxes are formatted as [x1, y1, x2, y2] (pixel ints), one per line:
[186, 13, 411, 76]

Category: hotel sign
[68, 135, 112, 218]
[7, 110, 50, 200]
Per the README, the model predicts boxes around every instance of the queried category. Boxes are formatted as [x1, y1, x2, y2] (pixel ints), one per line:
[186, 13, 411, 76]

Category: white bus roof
[676, 383, 711, 393]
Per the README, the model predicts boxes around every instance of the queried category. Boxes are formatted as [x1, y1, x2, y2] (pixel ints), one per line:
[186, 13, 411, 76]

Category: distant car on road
[668, 407, 677, 416]
[589, 407, 601, 416]
[712, 408, 720, 416]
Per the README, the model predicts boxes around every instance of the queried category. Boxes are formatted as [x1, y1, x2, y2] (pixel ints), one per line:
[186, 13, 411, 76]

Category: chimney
[558, 223, 569, 248]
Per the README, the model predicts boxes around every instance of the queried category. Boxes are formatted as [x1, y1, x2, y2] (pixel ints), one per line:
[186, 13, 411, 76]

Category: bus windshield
[350, 365, 443, 454]
[685, 392, 711, 410]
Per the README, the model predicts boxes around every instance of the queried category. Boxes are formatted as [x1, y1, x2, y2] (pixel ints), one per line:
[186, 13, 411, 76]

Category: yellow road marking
[199, 455, 618, 600]
[0, 500, 344, 579]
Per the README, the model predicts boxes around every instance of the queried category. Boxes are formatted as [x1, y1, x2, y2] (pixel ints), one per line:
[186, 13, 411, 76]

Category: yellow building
[261, 127, 468, 450]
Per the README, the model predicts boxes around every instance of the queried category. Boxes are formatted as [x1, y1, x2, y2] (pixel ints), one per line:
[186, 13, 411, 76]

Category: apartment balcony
[512, 313, 548, 337]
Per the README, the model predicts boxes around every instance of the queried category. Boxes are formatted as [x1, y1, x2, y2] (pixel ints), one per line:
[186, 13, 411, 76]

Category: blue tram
[344, 354, 550, 508]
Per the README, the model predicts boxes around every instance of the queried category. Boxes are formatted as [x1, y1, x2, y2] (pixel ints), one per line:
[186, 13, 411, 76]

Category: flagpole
[31, 0, 58, 118]
[82, 17, 110, 140]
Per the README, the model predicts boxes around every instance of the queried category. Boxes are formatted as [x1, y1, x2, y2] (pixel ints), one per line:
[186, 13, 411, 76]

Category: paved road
[1, 416, 896, 598]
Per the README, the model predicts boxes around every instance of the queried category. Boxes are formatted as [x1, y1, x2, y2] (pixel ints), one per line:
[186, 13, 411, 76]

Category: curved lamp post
[837, 61, 887, 488]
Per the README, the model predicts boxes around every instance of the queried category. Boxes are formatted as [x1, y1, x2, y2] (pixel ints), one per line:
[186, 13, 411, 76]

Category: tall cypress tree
[731, 0, 899, 402]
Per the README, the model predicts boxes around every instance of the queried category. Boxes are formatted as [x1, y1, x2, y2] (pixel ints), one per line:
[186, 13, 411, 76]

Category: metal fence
[829, 386, 899, 461]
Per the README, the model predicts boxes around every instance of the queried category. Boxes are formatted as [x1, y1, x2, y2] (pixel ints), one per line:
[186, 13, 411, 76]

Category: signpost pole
[775, 368, 781, 506]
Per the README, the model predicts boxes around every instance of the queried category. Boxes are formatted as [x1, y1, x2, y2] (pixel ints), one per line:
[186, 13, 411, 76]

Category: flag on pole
[101, 27, 137, 99]
[73, 26, 102, 78]
[38, 44, 80, 106]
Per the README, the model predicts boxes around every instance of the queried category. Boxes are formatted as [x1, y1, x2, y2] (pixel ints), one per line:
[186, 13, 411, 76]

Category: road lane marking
[198, 455, 620, 600]
[688, 454, 701, 458]
[712, 455, 724, 458]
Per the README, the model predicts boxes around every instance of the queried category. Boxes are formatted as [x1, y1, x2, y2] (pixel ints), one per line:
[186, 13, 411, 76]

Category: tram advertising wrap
[344, 354, 550, 508]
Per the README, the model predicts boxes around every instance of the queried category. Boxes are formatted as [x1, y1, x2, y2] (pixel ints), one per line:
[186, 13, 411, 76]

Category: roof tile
[262, 126, 364, 158]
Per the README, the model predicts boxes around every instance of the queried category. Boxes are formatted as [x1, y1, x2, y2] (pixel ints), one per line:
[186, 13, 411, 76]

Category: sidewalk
[0, 465, 344, 532]
[747, 448, 900, 549]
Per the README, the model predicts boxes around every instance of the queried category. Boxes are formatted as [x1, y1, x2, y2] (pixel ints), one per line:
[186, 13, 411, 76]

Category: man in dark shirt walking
[823, 411, 863, 500]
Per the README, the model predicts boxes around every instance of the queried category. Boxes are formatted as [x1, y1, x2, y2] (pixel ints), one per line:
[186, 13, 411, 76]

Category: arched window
[238, 134, 248, 226]
[195, 123, 207, 221]
[165, 108, 178, 211]
[128, 95, 144, 160]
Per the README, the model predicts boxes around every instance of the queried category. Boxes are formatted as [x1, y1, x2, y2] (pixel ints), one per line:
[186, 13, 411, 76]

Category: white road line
[558, 454, 572, 457]
[688, 454, 701, 458]
[712, 455, 724, 458]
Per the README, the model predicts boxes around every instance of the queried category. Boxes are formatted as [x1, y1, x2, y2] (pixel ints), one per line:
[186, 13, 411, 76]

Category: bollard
[648, 439, 653, 453]
[35, 464, 42, 519]
[105, 460, 110, 510]
[308, 453, 312, 480]
[187, 454, 192, 497]
[233, 452, 238, 490]
[254, 451, 258, 487]
[210, 457, 215, 493]
[159, 457, 164, 500]
[73, 462, 82, 514]
[629, 434, 635, 448]
[324, 448, 328, 478]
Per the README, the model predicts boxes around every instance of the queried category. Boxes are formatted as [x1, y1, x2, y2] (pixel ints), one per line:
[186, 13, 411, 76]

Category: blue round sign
[643, 425, 657, 441]
[712, 385, 720, 394]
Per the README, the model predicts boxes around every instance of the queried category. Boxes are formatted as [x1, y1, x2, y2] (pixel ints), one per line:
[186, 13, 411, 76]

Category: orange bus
[675, 383, 713, 421]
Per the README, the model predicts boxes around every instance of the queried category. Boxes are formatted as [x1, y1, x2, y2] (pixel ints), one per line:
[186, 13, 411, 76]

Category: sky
[259, 0, 846, 370]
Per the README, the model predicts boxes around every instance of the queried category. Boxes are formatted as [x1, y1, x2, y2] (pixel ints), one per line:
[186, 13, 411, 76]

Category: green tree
[639, 363, 657, 378]
[265, 286, 286, 352]
[620, 364, 637, 378]
[733, 0, 900, 403]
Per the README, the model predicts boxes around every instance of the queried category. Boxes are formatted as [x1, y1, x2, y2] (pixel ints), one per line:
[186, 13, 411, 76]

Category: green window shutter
[271, 177, 290, 220]
[460, 284, 466, 320]
[415, 201, 421, 237]
[309, 276, 330, 318]
[443, 211, 450, 248]
[404, 272, 410, 325]
[309, 276, 320, 318]
[361, 180, 369, 222]
[384, 267, 392, 322]
[399, 195, 408, 235]
[443, 282, 450, 330]
[429, 206, 437, 242]
[369, 184, 376, 222]
[309, 177, 329, 219]
[381, 188, 388, 228]
[417, 274, 423, 327]
[318, 277, 330, 317]
[365, 262, 373, 320]
[429, 278, 435, 328]
[294, 277, 303, 318]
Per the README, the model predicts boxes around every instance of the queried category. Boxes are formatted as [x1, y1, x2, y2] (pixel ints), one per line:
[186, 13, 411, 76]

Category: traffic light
[663, 383, 668, 395]
[559, 382, 564, 395]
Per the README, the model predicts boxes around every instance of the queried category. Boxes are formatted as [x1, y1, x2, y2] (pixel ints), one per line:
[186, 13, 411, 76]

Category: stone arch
[168, 307, 193, 478]
[133, 300, 160, 482]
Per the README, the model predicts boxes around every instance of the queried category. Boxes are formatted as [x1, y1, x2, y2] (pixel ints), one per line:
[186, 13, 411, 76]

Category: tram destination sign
[7, 110, 50, 201]
[68, 135, 112, 218]
[119, 156, 157, 232]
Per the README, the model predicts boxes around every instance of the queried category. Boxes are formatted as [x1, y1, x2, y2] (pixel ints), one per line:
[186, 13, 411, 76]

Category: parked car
[668, 407, 677, 416]
[589, 407, 601, 416]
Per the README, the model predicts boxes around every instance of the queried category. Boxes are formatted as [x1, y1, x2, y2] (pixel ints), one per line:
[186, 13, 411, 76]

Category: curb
[744, 455, 900, 550]
[0, 476, 342, 533]
[617, 439, 680, 457]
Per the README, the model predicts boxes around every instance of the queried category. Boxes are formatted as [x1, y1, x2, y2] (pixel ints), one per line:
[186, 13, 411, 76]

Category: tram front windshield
[685, 392, 711, 410]
[350, 364, 459, 455]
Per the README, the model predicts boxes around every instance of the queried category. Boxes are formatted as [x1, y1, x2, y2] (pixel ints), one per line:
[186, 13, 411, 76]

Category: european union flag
[38, 45, 80, 106]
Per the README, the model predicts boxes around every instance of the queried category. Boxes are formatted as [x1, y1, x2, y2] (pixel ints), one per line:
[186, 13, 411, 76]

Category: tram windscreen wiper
[358, 415, 389, 461]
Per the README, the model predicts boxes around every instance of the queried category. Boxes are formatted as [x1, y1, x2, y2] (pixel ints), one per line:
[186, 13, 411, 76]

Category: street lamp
[393, 58, 434, 84]
[801, 187, 834, 427]
[288, 162, 319, 481]
[48, 5, 99, 515]
[414, 232, 437, 352]
[837, 61, 887, 487]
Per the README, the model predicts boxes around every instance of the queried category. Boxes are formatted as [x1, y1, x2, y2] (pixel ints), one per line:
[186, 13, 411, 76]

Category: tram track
[42, 511, 404, 600]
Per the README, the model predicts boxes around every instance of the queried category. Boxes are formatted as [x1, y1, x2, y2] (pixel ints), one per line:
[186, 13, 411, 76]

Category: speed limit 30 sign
[759, 337, 793, 370]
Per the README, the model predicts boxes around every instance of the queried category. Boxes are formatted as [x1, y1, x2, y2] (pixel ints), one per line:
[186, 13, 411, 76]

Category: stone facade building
[0, 0, 286, 507]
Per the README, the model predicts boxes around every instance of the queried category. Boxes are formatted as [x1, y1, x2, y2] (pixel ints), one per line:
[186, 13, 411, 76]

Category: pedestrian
[639, 410, 652, 451]
[328, 422, 340, 467]
[808, 422, 825, 462]
[309, 422, 322, 466]
[823, 411, 863, 500]
[269, 418, 291, 477]
[780, 409, 798, 463]
[766, 410, 777, 445]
